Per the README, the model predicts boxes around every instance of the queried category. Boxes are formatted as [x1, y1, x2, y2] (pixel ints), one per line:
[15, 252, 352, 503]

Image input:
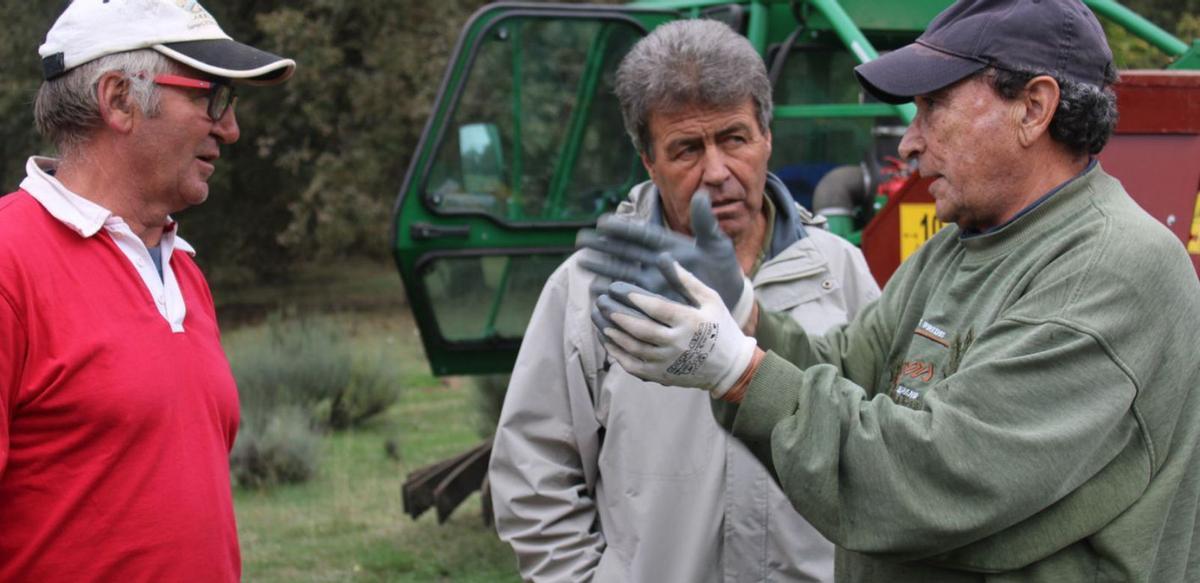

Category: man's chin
[181, 184, 211, 208]
[717, 215, 749, 240]
[933, 197, 956, 223]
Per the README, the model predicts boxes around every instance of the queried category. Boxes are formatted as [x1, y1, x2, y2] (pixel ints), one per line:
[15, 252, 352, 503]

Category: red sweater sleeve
[0, 288, 25, 480]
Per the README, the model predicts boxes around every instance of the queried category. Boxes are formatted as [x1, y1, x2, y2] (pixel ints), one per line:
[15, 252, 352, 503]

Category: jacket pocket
[755, 272, 840, 312]
[755, 269, 851, 338]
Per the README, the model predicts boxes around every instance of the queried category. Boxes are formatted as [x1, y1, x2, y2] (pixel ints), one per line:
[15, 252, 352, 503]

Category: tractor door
[390, 3, 677, 375]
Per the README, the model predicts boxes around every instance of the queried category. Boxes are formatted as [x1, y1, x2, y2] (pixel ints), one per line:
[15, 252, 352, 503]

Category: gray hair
[614, 19, 772, 160]
[34, 50, 174, 154]
[984, 66, 1119, 156]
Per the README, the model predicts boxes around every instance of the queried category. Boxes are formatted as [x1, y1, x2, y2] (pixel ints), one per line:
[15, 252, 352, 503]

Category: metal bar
[747, 0, 768, 53]
[1084, 0, 1188, 58]
[510, 24, 525, 220]
[775, 103, 905, 118]
[629, 0, 745, 10]
[547, 23, 612, 218]
[432, 440, 493, 524]
[803, 0, 916, 124]
[482, 256, 514, 337]
[402, 445, 481, 519]
[825, 215, 859, 245]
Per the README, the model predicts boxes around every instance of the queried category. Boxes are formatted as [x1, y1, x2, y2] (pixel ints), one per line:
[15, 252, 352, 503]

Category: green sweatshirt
[715, 164, 1200, 581]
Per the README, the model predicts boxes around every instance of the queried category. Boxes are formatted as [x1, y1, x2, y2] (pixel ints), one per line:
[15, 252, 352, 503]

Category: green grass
[219, 261, 521, 582]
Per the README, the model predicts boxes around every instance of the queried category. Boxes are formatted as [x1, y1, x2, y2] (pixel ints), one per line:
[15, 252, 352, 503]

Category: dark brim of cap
[854, 42, 986, 104]
[155, 39, 295, 85]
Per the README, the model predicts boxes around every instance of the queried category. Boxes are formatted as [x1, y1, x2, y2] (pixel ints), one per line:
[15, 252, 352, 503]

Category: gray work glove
[577, 190, 754, 327]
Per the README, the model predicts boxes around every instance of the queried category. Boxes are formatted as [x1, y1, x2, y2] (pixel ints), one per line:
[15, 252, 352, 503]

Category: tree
[0, 2, 60, 193]
[183, 0, 493, 283]
[1, 0, 1194, 285]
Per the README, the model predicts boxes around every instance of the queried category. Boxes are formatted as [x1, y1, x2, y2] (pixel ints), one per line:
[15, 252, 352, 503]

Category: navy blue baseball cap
[855, 0, 1114, 104]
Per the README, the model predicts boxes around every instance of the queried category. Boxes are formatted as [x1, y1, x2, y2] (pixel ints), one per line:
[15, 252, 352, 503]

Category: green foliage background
[0, 0, 494, 286]
[0, 0, 1194, 285]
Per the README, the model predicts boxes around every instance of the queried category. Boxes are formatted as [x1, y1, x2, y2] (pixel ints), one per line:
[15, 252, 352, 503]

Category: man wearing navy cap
[582, 0, 1200, 580]
[0, 1, 294, 581]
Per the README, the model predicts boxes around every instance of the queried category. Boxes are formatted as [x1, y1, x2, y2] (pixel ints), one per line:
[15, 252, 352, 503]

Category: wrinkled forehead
[646, 98, 761, 136]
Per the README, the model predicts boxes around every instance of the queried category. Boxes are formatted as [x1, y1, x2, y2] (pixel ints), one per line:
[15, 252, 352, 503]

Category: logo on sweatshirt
[914, 319, 949, 347]
[900, 360, 935, 383]
[885, 324, 977, 408]
[891, 384, 922, 409]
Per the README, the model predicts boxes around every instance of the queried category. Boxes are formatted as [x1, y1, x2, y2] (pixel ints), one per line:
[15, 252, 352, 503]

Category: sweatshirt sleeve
[726, 314, 1147, 571]
[488, 264, 607, 582]
[755, 277, 898, 397]
[711, 263, 896, 446]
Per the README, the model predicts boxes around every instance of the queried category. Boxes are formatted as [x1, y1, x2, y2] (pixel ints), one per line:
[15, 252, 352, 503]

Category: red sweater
[0, 191, 241, 581]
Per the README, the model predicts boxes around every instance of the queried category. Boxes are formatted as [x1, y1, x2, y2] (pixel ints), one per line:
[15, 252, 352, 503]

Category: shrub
[329, 351, 400, 430]
[231, 406, 321, 489]
[265, 315, 355, 405]
[226, 313, 403, 489]
[470, 374, 510, 437]
[229, 312, 399, 430]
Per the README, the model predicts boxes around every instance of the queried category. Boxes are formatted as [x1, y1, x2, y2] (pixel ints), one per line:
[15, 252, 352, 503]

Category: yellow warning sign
[900, 203, 944, 261]
[1188, 192, 1200, 255]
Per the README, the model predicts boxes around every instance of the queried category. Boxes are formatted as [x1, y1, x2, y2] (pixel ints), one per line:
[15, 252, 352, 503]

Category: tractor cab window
[422, 17, 644, 224]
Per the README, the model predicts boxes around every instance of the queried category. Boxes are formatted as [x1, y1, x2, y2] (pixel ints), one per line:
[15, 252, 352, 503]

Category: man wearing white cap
[0, 1, 294, 581]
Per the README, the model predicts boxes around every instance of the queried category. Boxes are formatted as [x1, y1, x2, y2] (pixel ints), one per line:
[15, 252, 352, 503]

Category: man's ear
[95, 72, 136, 133]
[1017, 75, 1060, 148]
[640, 151, 657, 181]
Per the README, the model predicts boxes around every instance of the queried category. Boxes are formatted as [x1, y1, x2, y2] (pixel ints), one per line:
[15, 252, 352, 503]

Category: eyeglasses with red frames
[153, 74, 236, 122]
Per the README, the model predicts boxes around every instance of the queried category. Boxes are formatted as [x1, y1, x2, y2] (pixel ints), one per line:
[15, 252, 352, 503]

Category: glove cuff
[730, 277, 755, 329]
[710, 333, 757, 399]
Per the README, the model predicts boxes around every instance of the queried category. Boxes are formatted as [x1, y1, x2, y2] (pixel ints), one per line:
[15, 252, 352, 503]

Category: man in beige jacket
[488, 20, 879, 582]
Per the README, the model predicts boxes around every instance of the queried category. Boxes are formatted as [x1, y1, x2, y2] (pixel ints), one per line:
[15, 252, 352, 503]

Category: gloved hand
[593, 256, 757, 399]
[577, 190, 754, 327]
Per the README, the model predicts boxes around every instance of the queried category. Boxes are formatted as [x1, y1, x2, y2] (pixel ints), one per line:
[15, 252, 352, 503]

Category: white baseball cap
[39, 0, 295, 85]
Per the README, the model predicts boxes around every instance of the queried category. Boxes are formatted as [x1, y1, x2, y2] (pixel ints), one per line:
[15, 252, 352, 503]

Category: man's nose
[898, 121, 923, 161]
[212, 107, 241, 145]
[700, 148, 731, 185]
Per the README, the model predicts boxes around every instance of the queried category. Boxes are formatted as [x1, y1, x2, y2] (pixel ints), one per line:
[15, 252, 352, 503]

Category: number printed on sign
[899, 203, 944, 261]
[1188, 192, 1200, 255]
